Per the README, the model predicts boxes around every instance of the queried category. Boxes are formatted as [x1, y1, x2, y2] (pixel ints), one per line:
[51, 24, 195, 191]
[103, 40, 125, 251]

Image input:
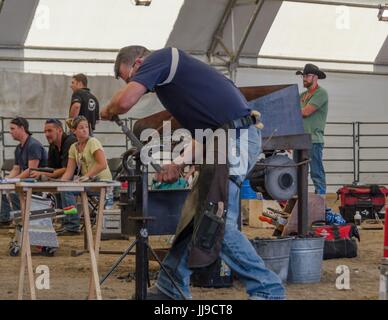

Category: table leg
[17, 189, 36, 300]
[88, 188, 106, 299]
[296, 149, 309, 235]
[81, 191, 102, 300]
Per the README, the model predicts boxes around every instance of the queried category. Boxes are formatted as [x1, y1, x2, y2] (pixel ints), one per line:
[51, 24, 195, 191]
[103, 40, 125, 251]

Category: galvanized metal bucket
[251, 237, 293, 282]
[287, 237, 325, 284]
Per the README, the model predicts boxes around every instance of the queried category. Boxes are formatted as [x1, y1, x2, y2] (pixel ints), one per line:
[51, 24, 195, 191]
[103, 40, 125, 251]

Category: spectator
[296, 64, 329, 195]
[69, 73, 100, 135]
[0, 117, 47, 225]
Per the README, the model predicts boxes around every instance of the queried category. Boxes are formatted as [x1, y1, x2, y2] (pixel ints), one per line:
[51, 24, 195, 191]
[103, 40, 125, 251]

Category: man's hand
[155, 163, 183, 183]
[29, 170, 42, 179]
[100, 107, 113, 121]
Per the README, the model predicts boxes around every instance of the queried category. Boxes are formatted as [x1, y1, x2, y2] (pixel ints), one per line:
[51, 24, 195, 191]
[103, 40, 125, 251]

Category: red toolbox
[337, 185, 388, 223]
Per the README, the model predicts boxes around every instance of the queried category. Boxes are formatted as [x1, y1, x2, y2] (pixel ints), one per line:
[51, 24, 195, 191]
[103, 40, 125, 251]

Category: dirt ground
[0, 194, 385, 300]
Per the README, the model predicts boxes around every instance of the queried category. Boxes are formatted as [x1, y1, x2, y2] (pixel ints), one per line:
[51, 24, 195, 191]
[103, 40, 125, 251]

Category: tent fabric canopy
[0, 0, 387, 74]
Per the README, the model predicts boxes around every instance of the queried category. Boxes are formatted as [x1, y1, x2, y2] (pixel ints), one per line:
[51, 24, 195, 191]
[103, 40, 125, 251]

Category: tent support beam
[228, 0, 264, 79]
[207, 0, 238, 62]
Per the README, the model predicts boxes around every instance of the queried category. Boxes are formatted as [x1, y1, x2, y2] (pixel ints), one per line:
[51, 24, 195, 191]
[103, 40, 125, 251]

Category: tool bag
[187, 129, 230, 269]
[336, 184, 387, 223]
[312, 221, 360, 259]
[187, 163, 229, 268]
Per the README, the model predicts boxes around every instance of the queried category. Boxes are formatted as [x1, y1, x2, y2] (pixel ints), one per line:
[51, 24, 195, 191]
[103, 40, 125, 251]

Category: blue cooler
[240, 179, 257, 199]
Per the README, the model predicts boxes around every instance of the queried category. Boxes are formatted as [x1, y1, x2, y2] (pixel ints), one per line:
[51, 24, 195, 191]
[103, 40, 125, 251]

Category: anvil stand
[262, 133, 311, 235]
[99, 153, 187, 300]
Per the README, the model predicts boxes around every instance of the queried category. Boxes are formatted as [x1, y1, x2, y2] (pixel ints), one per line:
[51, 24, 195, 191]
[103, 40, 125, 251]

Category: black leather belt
[226, 114, 257, 129]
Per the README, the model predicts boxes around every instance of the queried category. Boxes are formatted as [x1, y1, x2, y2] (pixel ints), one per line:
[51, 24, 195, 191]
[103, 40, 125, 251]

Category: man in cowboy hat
[296, 63, 328, 195]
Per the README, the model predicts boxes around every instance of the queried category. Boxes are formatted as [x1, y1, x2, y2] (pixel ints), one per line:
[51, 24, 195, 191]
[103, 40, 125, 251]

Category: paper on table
[0, 178, 20, 183]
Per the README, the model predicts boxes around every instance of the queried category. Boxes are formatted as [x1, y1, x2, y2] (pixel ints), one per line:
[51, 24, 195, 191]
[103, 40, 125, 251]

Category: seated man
[30, 119, 78, 233]
[0, 117, 47, 225]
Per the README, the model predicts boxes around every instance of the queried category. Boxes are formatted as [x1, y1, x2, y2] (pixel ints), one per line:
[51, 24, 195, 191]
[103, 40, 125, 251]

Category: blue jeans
[309, 143, 326, 195]
[0, 193, 20, 222]
[60, 192, 81, 232]
[156, 126, 285, 300]
[60, 188, 114, 232]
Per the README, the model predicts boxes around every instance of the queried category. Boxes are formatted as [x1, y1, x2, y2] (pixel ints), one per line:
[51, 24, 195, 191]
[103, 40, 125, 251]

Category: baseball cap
[10, 117, 32, 135]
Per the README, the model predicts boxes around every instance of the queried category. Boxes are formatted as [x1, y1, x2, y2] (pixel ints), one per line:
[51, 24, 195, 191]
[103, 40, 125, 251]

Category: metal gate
[1, 118, 388, 190]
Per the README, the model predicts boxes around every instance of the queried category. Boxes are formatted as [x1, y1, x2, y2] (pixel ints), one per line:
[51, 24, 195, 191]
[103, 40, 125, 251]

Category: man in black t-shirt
[69, 73, 99, 134]
[30, 119, 79, 234]
[30, 119, 76, 180]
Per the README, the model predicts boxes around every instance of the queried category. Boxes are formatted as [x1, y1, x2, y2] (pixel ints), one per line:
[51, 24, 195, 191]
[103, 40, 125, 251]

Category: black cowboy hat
[296, 63, 326, 79]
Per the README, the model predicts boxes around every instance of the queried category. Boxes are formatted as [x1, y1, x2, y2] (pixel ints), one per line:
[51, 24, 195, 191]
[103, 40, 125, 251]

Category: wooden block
[241, 199, 277, 229]
[282, 193, 325, 235]
[361, 219, 384, 230]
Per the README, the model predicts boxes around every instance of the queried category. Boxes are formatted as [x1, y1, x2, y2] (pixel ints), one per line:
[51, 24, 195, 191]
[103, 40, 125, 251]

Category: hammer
[111, 115, 162, 172]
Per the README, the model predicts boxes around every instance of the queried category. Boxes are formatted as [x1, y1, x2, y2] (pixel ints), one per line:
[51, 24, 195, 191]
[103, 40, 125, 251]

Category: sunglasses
[45, 119, 63, 127]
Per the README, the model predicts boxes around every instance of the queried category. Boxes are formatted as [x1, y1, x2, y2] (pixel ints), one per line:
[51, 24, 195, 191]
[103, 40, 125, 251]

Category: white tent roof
[1, 0, 388, 74]
[24, 0, 184, 49]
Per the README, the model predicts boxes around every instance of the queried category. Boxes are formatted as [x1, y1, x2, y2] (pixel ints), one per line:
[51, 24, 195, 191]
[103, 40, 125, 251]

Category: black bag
[312, 222, 360, 260]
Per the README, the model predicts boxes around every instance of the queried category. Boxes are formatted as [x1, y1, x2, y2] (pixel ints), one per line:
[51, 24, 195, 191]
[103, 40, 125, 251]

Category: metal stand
[263, 133, 311, 234]
[99, 122, 186, 300]
[380, 258, 388, 300]
[99, 215, 186, 300]
[379, 205, 388, 300]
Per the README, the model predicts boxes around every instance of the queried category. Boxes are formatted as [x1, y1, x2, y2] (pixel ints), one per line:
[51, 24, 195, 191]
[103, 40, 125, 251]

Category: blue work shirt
[14, 136, 48, 171]
[131, 48, 250, 136]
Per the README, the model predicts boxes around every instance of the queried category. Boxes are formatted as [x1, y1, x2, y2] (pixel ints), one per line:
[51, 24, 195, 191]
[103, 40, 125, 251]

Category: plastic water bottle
[105, 188, 114, 209]
[220, 260, 231, 277]
[354, 211, 361, 226]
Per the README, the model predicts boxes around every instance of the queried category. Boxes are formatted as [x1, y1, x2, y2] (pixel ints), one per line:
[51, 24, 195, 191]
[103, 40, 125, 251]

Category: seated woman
[59, 116, 113, 235]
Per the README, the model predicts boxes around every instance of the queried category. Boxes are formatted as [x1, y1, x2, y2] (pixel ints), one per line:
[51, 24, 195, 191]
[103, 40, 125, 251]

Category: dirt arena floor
[0, 194, 385, 300]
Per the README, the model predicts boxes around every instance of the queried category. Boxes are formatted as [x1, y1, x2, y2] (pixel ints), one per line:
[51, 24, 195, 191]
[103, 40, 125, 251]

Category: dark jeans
[60, 189, 112, 232]
[0, 193, 20, 222]
[309, 143, 326, 195]
[60, 192, 81, 232]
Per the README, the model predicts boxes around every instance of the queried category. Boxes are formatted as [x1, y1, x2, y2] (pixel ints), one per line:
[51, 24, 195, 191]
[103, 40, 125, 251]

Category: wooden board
[15, 181, 120, 193]
[282, 193, 326, 235]
[241, 199, 278, 229]
[16, 181, 120, 188]
[0, 183, 16, 190]
[361, 219, 384, 230]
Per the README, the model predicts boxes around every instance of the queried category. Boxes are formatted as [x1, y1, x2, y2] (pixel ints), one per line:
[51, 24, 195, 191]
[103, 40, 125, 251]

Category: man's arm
[301, 104, 317, 118]
[100, 82, 147, 120]
[69, 102, 81, 118]
[6, 165, 21, 178]
[17, 159, 40, 179]
[301, 89, 328, 118]
[30, 167, 66, 179]
[155, 139, 203, 183]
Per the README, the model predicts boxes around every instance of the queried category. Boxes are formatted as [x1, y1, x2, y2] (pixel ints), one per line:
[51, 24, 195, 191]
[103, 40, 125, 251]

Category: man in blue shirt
[101, 46, 284, 300]
[0, 117, 48, 224]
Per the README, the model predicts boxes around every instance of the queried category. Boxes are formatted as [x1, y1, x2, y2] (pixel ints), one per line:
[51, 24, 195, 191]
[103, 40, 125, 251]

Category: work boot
[0, 220, 12, 229]
[130, 285, 174, 300]
[56, 228, 81, 236]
